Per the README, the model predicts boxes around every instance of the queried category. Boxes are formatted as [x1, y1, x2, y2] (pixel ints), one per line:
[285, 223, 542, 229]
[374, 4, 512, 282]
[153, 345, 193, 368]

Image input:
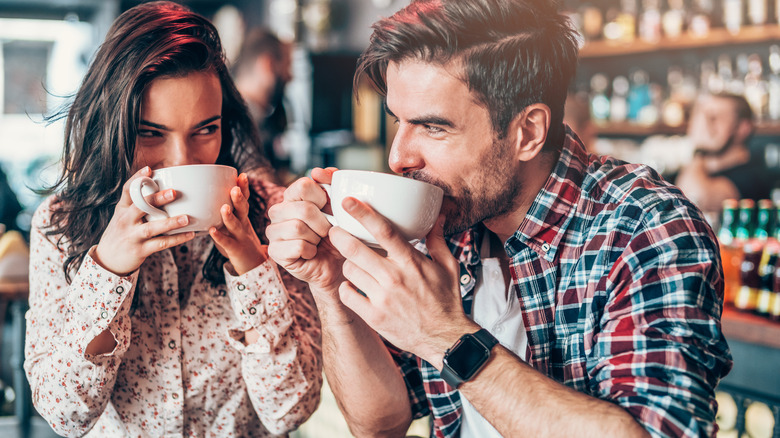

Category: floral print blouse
[24, 181, 322, 437]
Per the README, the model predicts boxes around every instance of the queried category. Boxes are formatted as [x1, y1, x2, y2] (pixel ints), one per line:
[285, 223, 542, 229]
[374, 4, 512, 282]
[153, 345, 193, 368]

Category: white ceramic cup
[320, 170, 444, 246]
[129, 164, 237, 234]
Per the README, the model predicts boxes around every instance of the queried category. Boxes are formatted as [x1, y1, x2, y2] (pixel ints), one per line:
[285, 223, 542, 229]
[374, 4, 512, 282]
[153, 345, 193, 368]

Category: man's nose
[388, 127, 424, 174]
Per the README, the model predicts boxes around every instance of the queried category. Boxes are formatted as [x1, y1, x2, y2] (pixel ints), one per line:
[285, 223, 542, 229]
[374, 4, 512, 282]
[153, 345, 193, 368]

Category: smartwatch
[440, 328, 498, 389]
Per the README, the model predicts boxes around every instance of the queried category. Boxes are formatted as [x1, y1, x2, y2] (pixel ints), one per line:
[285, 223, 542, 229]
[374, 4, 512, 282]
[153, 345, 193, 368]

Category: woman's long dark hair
[43, 1, 270, 285]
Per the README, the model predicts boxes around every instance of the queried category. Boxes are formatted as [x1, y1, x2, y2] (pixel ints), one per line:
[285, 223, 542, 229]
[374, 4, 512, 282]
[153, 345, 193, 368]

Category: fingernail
[342, 197, 357, 211]
[178, 215, 188, 225]
[166, 190, 175, 200]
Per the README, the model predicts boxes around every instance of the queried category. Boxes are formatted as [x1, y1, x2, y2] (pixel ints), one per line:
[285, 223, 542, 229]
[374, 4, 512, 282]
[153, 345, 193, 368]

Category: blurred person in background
[675, 92, 774, 217]
[232, 28, 293, 185]
[0, 167, 22, 234]
[24, 2, 321, 436]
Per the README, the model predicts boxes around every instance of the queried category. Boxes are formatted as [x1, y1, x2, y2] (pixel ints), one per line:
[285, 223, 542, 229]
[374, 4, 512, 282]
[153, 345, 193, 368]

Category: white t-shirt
[459, 239, 528, 438]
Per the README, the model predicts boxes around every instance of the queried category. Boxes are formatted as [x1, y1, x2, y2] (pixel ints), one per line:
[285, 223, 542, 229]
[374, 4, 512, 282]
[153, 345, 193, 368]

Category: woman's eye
[137, 129, 161, 138]
[196, 125, 219, 135]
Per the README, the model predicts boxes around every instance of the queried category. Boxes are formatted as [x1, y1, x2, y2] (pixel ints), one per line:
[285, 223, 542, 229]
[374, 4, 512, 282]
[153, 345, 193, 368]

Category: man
[675, 92, 773, 217]
[232, 28, 292, 183]
[266, 1, 732, 436]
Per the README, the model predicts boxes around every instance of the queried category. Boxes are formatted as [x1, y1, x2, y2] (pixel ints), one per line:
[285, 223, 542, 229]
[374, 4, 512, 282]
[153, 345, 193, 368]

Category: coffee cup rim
[151, 164, 237, 172]
[333, 169, 442, 193]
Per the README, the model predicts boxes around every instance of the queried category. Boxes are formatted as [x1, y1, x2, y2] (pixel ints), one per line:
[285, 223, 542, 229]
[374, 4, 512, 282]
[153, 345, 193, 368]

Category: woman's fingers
[139, 214, 191, 239]
[141, 230, 196, 255]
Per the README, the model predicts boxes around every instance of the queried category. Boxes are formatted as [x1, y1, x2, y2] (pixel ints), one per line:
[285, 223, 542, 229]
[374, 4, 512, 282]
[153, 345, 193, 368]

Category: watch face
[447, 336, 490, 380]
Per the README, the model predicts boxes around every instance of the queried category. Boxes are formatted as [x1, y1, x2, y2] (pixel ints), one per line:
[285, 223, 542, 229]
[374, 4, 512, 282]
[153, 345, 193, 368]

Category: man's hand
[266, 168, 347, 306]
[328, 196, 477, 368]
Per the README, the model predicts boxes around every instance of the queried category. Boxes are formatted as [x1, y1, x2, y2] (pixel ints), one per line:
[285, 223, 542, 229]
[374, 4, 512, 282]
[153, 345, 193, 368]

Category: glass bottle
[719, 199, 741, 305]
[610, 76, 630, 123]
[663, 0, 686, 38]
[590, 73, 611, 123]
[768, 45, 780, 121]
[734, 199, 760, 312]
[744, 54, 768, 121]
[723, 0, 743, 34]
[747, 0, 768, 24]
[640, 0, 663, 42]
[754, 199, 774, 315]
[689, 0, 714, 37]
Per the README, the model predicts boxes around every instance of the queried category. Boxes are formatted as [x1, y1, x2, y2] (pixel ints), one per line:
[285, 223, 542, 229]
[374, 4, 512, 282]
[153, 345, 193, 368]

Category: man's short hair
[713, 92, 754, 122]
[231, 28, 284, 76]
[355, 0, 580, 148]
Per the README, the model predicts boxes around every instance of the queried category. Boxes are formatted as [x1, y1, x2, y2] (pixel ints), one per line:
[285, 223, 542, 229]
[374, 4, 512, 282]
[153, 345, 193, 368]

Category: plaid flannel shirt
[393, 130, 733, 438]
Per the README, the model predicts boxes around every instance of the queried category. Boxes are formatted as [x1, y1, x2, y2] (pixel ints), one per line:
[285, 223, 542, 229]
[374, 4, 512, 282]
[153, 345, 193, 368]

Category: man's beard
[405, 137, 520, 236]
[694, 131, 737, 157]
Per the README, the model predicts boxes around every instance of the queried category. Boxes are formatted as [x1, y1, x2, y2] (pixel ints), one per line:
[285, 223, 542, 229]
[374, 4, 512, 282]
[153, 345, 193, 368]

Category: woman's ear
[507, 103, 551, 162]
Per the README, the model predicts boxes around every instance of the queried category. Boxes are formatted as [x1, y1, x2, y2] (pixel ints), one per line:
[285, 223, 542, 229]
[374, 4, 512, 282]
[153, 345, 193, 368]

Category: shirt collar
[443, 128, 589, 264]
[505, 128, 589, 262]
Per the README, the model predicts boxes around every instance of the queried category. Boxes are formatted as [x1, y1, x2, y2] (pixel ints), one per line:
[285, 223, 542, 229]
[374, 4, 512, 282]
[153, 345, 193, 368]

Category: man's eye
[424, 124, 444, 134]
[196, 125, 219, 135]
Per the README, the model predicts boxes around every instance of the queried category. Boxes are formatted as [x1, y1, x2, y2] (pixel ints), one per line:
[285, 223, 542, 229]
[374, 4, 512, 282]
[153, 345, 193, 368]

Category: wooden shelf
[580, 25, 780, 59]
[721, 305, 780, 350]
[593, 121, 780, 137]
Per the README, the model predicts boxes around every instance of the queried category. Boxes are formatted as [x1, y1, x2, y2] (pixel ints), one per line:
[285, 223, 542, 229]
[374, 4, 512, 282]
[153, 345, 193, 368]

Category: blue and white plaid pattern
[393, 130, 733, 438]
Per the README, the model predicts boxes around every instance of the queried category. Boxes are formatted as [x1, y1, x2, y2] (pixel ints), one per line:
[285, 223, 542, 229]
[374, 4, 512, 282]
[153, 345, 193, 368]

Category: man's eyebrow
[139, 115, 221, 131]
[384, 106, 455, 128]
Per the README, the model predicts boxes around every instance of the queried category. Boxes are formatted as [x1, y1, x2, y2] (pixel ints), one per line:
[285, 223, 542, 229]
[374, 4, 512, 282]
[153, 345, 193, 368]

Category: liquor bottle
[590, 74, 611, 123]
[663, 0, 686, 38]
[718, 199, 741, 305]
[617, 0, 638, 41]
[627, 69, 651, 122]
[734, 199, 759, 312]
[754, 199, 774, 315]
[747, 0, 768, 25]
[768, 45, 780, 121]
[689, 0, 714, 37]
[640, 0, 663, 42]
[581, 4, 604, 42]
[610, 76, 630, 123]
[771, 205, 780, 321]
[723, 0, 744, 34]
[744, 54, 768, 121]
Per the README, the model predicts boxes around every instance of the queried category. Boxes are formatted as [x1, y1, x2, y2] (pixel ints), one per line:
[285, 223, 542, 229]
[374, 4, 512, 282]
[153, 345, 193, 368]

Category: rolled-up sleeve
[589, 202, 733, 437]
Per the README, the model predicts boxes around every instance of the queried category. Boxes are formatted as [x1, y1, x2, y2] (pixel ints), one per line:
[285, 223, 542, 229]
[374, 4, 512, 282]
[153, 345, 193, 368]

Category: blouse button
[100, 311, 108, 319]
[168, 340, 176, 350]
[115, 285, 124, 295]
[237, 283, 246, 291]
[248, 307, 257, 315]
[541, 242, 551, 252]
[172, 393, 179, 400]
[166, 289, 174, 297]
[459, 274, 471, 285]
[219, 289, 227, 297]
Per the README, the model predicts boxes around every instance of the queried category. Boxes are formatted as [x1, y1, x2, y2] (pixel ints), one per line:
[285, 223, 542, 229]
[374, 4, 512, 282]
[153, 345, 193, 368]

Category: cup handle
[129, 176, 168, 221]
[318, 183, 338, 227]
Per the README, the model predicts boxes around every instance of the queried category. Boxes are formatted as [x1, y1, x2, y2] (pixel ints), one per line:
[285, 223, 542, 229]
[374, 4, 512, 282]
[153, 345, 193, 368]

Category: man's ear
[507, 103, 551, 162]
[735, 118, 753, 144]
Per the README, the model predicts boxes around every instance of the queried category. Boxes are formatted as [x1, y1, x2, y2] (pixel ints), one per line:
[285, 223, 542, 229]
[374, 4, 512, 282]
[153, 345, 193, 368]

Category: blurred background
[0, 0, 779, 437]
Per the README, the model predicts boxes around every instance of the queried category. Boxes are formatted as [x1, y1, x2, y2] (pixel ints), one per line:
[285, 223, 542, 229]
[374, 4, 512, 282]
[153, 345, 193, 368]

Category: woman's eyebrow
[139, 115, 222, 131]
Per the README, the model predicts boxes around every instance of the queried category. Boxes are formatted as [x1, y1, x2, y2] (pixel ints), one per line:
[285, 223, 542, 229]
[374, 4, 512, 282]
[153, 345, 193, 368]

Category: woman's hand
[94, 166, 196, 276]
[209, 173, 267, 276]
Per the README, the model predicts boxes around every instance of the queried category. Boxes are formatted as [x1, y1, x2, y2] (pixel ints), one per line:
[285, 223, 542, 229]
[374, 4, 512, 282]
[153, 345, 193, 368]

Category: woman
[24, 2, 321, 436]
